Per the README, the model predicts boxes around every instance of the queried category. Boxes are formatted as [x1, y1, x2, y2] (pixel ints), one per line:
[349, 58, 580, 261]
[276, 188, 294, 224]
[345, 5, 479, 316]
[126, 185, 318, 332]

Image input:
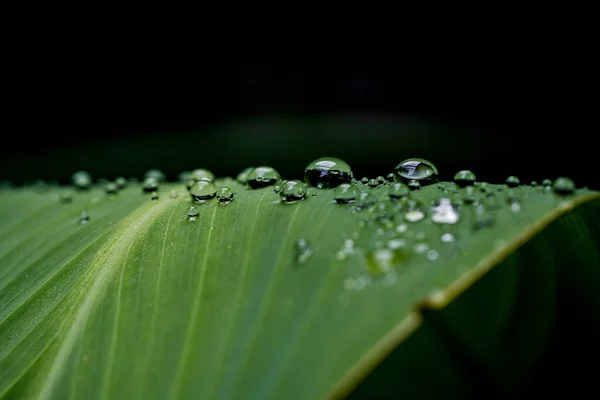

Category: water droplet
[142, 177, 159, 192]
[236, 167, 254, 184]
[530, 181, 538, 186]
[510, 202, 521, 212]
[360, 177, 369, 184]
[354, 192, 377, 210]
[413, 243, 429, 254]
[366, 248, 407, 275]
[273, 185, 282, 194]
[426, 249, 439, 261]
[294, 239, 314, 264]
[396, 223, 408, 233]
[78, 211, 90, 224]
[388, 183, 410, 199]
[217, 187, 234, 204]
[334, 183, 359, 204]
[386, 173, 395, 182]
[505, 188, 519, 204]
[304, 157, 353, 189]
[169, 190, 179, 199]
[506, 176, 520, 187]
[462, 186, 480, 205]
[472, 204, 494, 230]
[368, 179, 379, 188]
[178, 171, 191, 182]
[190, 181, 217, 202]
[72, 171, 92, 190]
[115, 177, 127, 189]
[247, 166, 281, 189]
[377, 176, 386, 184]
[187, 206, 199, 220]
[144, 169, 165, 183]
[542, 179, 552, 186]
[394, 158, 438, 185]
[407, 180, 421, 191]
[453, 170, 476, 187]
[404, 199, 426, 222]
[59, 191, 73, 204]
[441, 233, 455, 243]
[431, 198, 460, 224]
[105, 182, 118, 195]
[190, 169, 215, 183]
[552, 177, 575, 195]
[150, 192, 159, 200]
[280, 180, 307, 204]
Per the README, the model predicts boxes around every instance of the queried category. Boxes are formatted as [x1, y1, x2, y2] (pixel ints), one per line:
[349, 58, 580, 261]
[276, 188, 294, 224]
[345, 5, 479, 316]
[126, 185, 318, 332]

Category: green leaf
[0, 179, 597, 399]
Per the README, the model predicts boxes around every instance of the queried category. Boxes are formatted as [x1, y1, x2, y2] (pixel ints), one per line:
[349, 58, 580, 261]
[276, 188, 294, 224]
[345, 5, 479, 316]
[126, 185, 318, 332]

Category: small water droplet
[530, 181, 538, 186]
[404, 199, 426, 222]
[552, 177, 575, 195]
[150, 192, 159, 200]
[542, 179, 552, 186]
[187, 206, 199, 220]
[311, 190, 317, 197]
[396, 223, 408, 233]
[190, 181, 217, 202]
[294, 239, 314, 264]
[334, 183, 359, 204]
[453, 170, 476, 187]
[115, 177, 127, 189]
[388, 183, 410, 199]
[377, 176, 386, 184]
[190, 169, 215, 183]
[368, 179, 379, 188]
[407, 180, 421, 191]
[472, 204, 494, 230]
[170, 190, 179, 199]
[394, 158, 438, 185]
[462, 186, 480, 205]
[59, 191, 73, 204]
[178, 171, 191, 182]
[360, 177, 369, 184]
[510, 202, 521, 212]
[247, 166, 281, 189]
[441, 233, 455, 243]
[72, 171, 92, 190]
[78, 211, 90, 224]
[431, 198, 460, 224]
[142, 177, 159, 192]
[426, 249, 439, 260]
[304, 157, 353, 189]
[144, 169, 165, 183]
[217, 187, 234, 204]
[273, 185, 282, 194]
[386, 173, 395, 182]
[105, 182, 118, 195]
[413, 243, 429, 254]
[354, 192, 377, 210]
[280, 180, 307, 204]
[387, 238, 407, 249]
[236, 167, 254, 184]
[506, 176, 520, 187]
[366, 248, 407, 275]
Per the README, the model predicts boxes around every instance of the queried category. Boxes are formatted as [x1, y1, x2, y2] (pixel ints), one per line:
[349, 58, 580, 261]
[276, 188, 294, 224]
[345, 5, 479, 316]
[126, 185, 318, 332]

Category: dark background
[1, 57, 597, 189]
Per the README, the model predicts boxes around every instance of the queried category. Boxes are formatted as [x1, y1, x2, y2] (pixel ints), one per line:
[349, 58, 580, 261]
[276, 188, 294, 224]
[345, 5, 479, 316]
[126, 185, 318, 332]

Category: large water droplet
[247, 166, 281, 189]
[144, 169, 165, 183]
[142, 177, 159, 192]
[72, 171, 92, 190]
[304, 157, 353, 189]
[236, 167, 254, 184]
[190, 169, 215, 183]
[431, 198, 460, 224]
[334, 183, 359, 204]
[187, 206, 199, 220]
[552, 177, 575, 195]
[506, 176, 520, 188]
[217, 187, 234, 204]
[453, 170, 476, 187]
[280, 180, 307, 204]
[394, 158, 438, 185]
[294, 239, 314, 264]
[190, 181, 217, 202]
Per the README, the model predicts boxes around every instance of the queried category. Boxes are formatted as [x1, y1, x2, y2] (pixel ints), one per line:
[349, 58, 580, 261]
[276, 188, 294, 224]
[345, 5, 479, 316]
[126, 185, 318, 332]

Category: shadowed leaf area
[0, 170, 598, 399]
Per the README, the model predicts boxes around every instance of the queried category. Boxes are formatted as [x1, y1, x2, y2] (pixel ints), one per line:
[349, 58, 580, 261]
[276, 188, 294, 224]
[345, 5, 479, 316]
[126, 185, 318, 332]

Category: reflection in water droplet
[453, 170, 476, 187]
[78, 211, 90, 224]
[304, 157, 353, 189]
[190, 181, 217, 202]
[506, 176, 520, 187]
[431, 198, 460, 224]
[552, 177, 575, 195]
[394, 158, 438, 185]
[280, 180, 307, 204]
[334, 183, 359, 204]
[294, 238, 314, 264]
[217, 187, 234, 204]
[247, 166, 281, 189]
[187, 206, 199, 220]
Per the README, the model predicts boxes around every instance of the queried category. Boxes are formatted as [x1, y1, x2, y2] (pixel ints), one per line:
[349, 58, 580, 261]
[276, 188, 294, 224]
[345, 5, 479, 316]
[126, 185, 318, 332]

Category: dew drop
[304, 157, 353, 189]
[413, 243, 429, 254]
[530, 181, 538, 186]
[441, 232, 455, 243]
[236, 167, 254, 184]
[386, 173, 395, 182]
[187, 206, 199, 220]
[334, 183, 359, 204]
[542, 179, 552, 186]
[506, 176, 520, 187]
[294, 238, 314, 264]
[217, 187, 234, 204]
[360, 177, 369, 185]
[394, 158, 438, 185]
[59, 191, 73, 204]
[377, 176, 386, 184]
[105, 182, 118, 195]
[388, 183, 410, 199]
[354, 192, 377, 210]
[78, 211, 90, 224]
[178, 171, 191, 182]
[150, 192, 159, 200]
[552, 177, 575, 195]
[407, 180, 421, 191]
[368, 179, 379, 188]
[273, 185, 282, 194]
[142, 177, 159, 192]
[404, 199, 426, 222]
[280, 180, 307, 204]
[431, 198, 460, 224]
[453, 170, 476, 187]
[144, 169, 165, 183]
[247, 166, 281, 189]
[472, 204, 494, 230]
[72, 171, 92, 190]
[426, 249, 439, 261]
[366, 248, 407, 276]
[190, 168, 215, 183]
[169, 190, 179, 199]
[462, 186, 480, 205]
[311, 190, 317, 197]
[190, 181, 217, 202]
[115, 177, 127, 189]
